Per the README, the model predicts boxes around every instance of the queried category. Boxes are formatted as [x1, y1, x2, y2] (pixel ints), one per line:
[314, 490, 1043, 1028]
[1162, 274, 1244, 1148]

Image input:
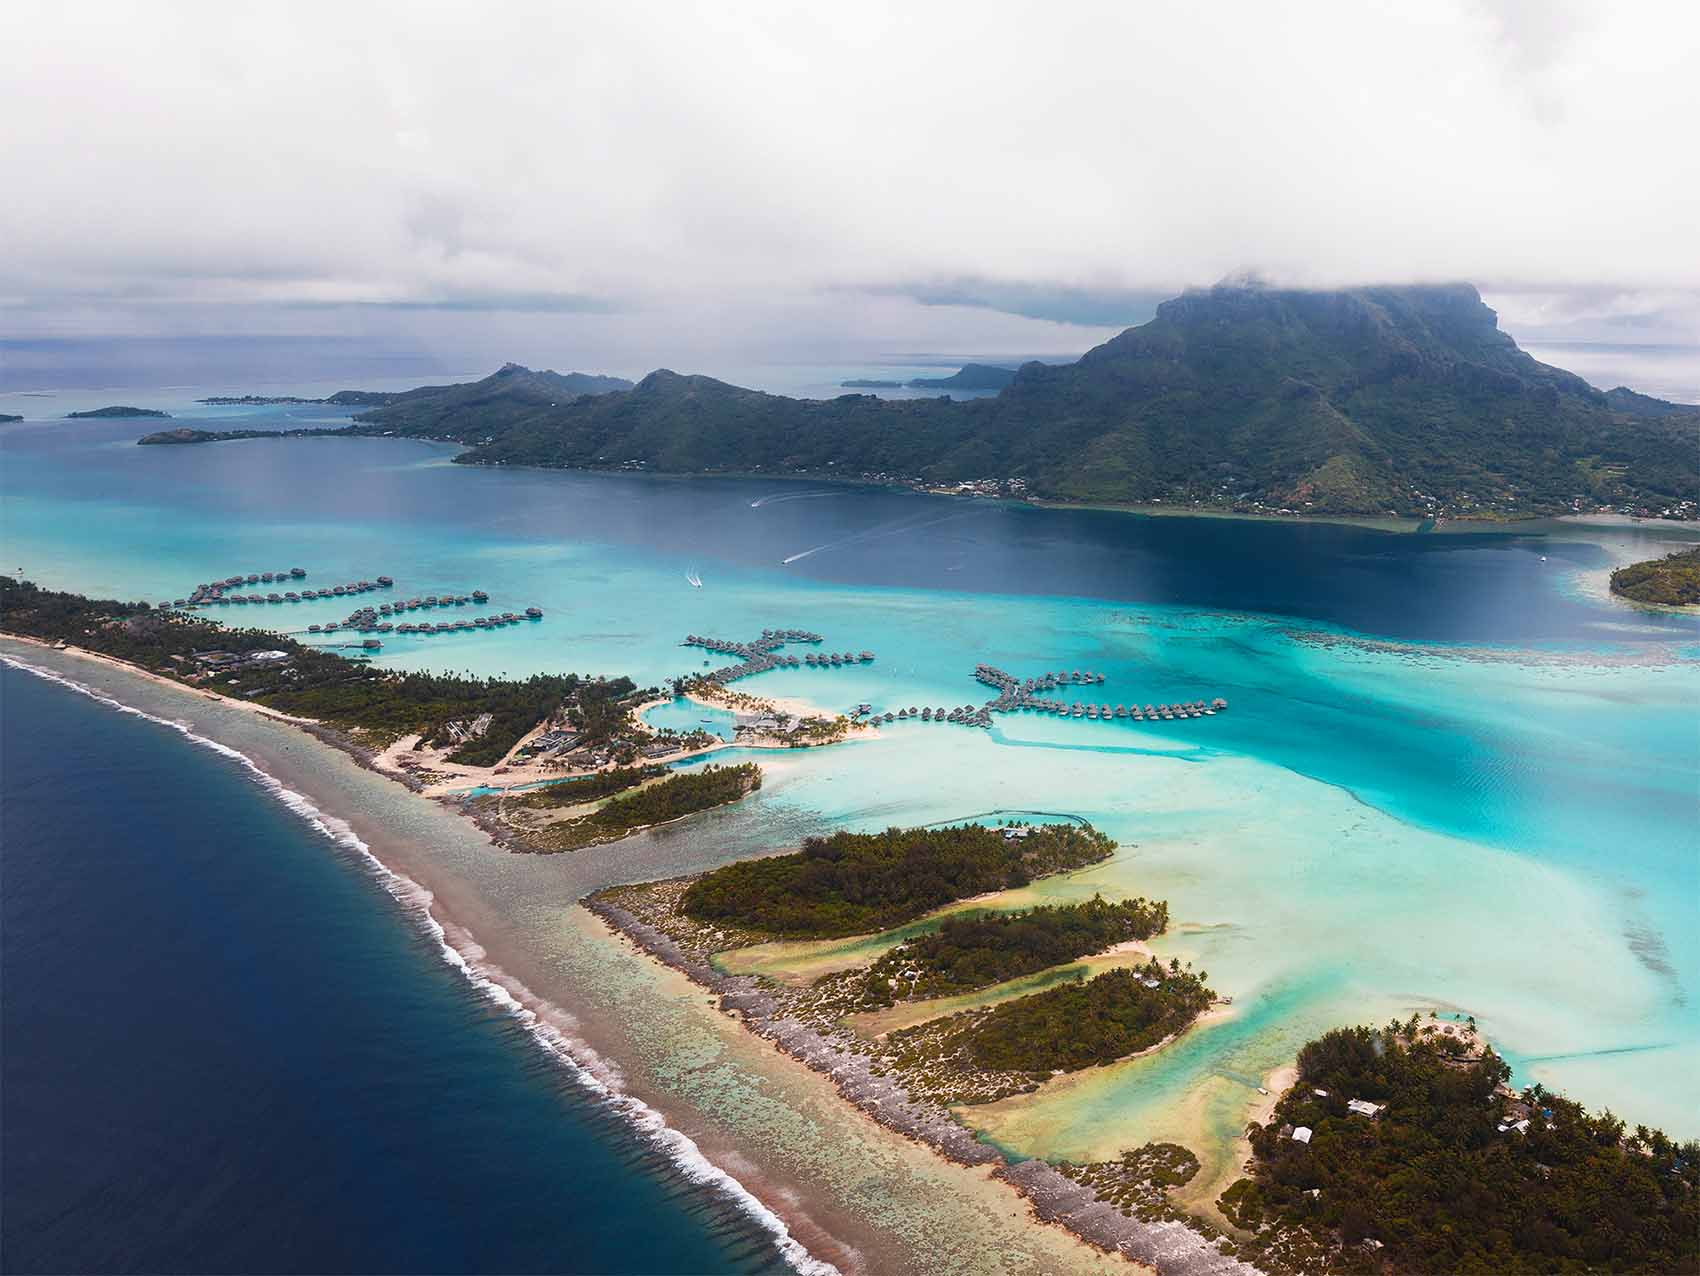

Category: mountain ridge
[148, 283, 1700, 520]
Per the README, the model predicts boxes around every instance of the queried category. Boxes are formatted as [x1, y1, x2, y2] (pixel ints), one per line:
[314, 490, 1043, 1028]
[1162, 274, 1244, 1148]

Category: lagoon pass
[3, 396, 1698, 1272]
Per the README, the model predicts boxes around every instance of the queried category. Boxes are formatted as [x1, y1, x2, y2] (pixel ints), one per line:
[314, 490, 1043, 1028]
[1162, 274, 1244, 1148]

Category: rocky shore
[585, 893, 1262, 1276]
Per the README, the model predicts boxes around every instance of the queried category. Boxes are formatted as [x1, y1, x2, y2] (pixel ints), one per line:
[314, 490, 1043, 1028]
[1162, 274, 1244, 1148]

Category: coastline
[0, 638, 1149, 1276]
[585, 891, 1255, 1275]
[124, 426, 1700, 539]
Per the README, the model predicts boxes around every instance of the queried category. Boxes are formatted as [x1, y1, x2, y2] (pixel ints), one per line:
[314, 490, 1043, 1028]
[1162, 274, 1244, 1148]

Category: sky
[2, 0, 1697, 380]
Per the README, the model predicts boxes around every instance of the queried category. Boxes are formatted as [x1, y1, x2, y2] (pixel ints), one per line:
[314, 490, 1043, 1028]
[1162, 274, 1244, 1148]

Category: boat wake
[0, 653, 841, 1276]
[748, 490, 845, 509]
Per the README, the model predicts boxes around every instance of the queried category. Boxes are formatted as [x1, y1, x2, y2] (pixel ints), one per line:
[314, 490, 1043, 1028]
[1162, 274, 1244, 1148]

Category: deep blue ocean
[0, 665, 786, 1275]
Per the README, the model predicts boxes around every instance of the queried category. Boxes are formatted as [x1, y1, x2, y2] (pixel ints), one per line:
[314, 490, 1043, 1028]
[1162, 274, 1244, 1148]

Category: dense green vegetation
[862, 895, 1168, 1003]
[679, 822, 1115, 938]
[262, 669, 625, 765]
[1219, 1023, 1700, 1274]
[0, 577, 632, 764]
[512, 765, 663, 808]
[309, 284, 1699, 519]
[945, 961, 1212, 1072]
[138, 426, 334, 445]
[68, 405, 169, 418]
[537, 763, 761, 852]
[1609, 546, 1700, 605]
[1056, 1143, 1203, 1224]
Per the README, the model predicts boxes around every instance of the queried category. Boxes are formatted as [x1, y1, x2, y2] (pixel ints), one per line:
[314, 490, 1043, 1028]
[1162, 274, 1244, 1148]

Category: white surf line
[0, 653, 842, 1276]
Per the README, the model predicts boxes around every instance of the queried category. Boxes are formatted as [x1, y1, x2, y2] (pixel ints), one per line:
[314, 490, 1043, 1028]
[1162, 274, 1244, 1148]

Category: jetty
[158, 566, 542, 641]
[681, 629, 873, 685]
[882, 662, 1228, 732]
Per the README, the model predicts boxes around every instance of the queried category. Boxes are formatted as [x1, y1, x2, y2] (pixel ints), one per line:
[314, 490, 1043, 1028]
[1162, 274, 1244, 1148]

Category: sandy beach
[0, 637, 1146, 1276]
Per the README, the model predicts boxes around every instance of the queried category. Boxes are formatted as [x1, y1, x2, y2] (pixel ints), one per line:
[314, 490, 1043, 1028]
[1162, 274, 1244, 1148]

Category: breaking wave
[0, 654, 841, 1276]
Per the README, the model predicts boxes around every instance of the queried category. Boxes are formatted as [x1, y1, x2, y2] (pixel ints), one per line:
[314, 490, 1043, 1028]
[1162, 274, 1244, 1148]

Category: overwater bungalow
[526, 607, 543, 618]
[376, 575, 393, 587]
[246, 574, 259, 584]
[261, 572, 274, 583]
[290, 568, 306, 578]
[471, 589, 488, 603]
[285, 592, 299, 601]
[859, 651, 874, 661]
[309, 624, 321, 633]
[362, 638, 381, 650]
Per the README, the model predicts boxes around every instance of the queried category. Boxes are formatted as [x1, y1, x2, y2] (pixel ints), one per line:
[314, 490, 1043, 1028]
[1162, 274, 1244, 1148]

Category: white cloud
[1, 0, 1695, 347]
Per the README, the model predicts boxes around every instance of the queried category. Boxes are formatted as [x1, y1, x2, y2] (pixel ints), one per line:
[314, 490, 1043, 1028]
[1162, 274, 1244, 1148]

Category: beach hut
[1290, 1126, 1312, 1145]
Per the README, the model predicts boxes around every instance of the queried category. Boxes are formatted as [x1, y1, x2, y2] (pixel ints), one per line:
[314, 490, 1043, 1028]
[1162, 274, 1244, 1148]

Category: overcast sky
[2, 0, 1696, 371]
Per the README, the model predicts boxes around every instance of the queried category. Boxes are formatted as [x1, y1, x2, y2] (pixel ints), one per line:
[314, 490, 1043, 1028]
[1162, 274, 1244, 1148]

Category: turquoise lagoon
[4, 404, 1698, 1175]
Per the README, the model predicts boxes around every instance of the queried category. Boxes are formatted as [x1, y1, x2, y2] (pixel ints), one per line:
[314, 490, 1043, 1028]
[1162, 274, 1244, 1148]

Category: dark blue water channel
[0, 665, 788, 1275]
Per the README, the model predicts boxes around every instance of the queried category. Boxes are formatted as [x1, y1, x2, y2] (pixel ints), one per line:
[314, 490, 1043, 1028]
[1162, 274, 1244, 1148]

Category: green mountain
[220, 283, 1700, 519]
[347, 364, 632, 433]
[906, 363, 1018, 391]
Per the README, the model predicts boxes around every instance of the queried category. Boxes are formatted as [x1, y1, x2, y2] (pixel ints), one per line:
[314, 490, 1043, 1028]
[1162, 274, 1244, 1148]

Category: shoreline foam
[584, 892, 1256, 1275]
[0, 651, 842, 1276]
[1, 641, 1161, 1275]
